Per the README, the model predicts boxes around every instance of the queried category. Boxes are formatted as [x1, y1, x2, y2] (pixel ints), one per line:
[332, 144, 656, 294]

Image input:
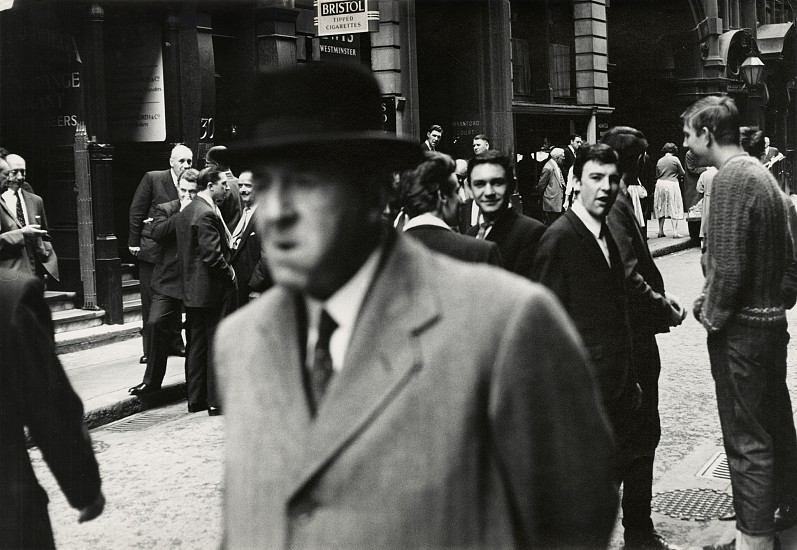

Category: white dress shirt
[402, 212, 451, 232]
[2, 188, 29, 225]
[571, 200, 611, 267]
[304, 246, 382, 373]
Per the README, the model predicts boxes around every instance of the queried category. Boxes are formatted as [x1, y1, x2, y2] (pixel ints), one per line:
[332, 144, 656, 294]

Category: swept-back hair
[681, 95, 740, 146]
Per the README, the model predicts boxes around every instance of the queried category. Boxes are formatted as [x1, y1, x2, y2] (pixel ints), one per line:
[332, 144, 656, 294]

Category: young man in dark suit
[1, 271, 104, 548]
[129, 169, 199, 396]
[129, 144, 193, 363]
[533, 144, 644, 547]
[466, 150, 545, 279]
[215, 62, 617, 549]
[602, 127, 685, 550]
[175, 167, 236, 416]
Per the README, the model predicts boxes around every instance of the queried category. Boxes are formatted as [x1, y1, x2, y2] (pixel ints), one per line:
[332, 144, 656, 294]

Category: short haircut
[427, 124, 443, 134]
[206, 145, 231, 168]
[600, 126, 648, 177]
[170, 143, 191, 158]
[740, 126, 765, 160]
[661, 143, 678, 155]
[573, 143, 618, 181]
[398, 151, 457, 218]
[180, 168, 200, 184]
[467, 150, 515, 193]
[681, 95, 740, 146]
[473, 134, 489, 143]
[570, 134, 582, 142]
[0, 147, 9, 159]
[196, 167, 223, 191]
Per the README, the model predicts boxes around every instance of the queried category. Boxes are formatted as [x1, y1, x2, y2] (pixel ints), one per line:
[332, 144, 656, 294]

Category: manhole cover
[651, 488, 733, 521]
[104, 408, 182, 433]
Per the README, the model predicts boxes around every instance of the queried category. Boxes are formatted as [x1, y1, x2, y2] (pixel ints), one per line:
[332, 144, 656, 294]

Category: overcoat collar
[253, 233, 442, 499]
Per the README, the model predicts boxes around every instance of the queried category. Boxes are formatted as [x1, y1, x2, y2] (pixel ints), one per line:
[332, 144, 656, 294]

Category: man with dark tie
[175, 167, 236, 416]
[466, 150, 545, 279]
[423, 124, 442, 151]
[532, 144, 642, 549]
[0, 155, 58, 282]
[215, 62, 616, 549]
[129, 168, 199, 397]
[229, 169, 263, 308]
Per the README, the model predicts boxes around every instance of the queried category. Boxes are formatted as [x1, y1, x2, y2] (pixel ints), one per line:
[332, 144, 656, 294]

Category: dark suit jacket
[457, 198, 477, 235]
[219, 173, 243, 233]
[0, 191, 58, 280]
[405, 224, 502, 266]
[143, 199, 183, 300]
[608, 187, 672, 335]
[215, 234, 617, 549]
[0, 273, 101, 546]
[467, 206, 545, 279]
[129, 169, 179, 264]
[532, 209, 633, 402]
[175, 197, 235, 309]
[230, 207, 262, 305]
[562, 145, 576, 176]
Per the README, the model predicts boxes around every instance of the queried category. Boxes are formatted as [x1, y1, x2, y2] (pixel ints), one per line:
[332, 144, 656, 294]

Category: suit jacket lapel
[288, 236, 441, 499]
[231, 211, 257, 262]
[0, 197, 21, 229]
[486, 207, 515, 245]
[564, 210, 611, 271]
[162, 170, 179, 201]
[23, 192, 38, 227]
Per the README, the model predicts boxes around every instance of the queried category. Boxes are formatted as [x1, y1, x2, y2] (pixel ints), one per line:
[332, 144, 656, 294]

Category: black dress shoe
[188, 402, 208, 413]
[623, 529, 681, 550]
[129, 383, 159, 396]
[775, 504, 797, 531]
[208, 407, 222, 416]
[139, 355, 148, 364]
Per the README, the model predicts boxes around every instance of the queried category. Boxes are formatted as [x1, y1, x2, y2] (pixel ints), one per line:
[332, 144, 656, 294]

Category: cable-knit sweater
[694, 154, 792, 332]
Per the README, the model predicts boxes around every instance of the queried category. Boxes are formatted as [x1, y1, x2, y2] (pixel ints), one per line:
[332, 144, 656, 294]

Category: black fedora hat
[231, 62, 424, 172]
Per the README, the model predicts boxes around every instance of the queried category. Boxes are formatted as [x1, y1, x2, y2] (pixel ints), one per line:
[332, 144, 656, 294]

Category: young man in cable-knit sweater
[684, 95, 797, 550]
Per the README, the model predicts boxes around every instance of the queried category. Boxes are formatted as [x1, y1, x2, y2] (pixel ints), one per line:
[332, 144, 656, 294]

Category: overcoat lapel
[564, 210, 611, 271]
[288, 236, 441, 499]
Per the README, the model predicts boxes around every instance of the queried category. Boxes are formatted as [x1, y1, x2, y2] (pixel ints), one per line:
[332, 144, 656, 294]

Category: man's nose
[261, 184, 296, 223]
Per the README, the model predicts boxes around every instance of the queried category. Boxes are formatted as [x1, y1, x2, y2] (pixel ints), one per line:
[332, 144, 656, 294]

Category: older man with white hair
[537, 146, 566, 225]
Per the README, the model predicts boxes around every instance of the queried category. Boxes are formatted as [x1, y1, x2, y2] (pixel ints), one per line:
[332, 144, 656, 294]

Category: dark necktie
[476, 221, 493, 239]
[310, 309, 338, 415]
[15, 189, 25, 227]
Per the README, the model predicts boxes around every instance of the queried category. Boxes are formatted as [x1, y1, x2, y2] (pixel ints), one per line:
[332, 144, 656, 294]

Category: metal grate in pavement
[104, 408, 183, 433]
[651, 489, 733, 521]
[698, 451, 731, 480]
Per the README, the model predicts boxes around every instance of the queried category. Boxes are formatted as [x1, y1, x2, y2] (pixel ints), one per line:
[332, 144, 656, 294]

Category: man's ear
[701, 127, 714, 147]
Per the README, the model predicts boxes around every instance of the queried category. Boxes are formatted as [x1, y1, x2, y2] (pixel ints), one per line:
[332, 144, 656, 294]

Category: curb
[83, 382, 187, 430]
[651, 237, 699, 258]
[56, 323, 142, 355]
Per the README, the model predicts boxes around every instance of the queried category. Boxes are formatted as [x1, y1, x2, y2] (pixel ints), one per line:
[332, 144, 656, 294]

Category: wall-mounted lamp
[740, 55, 765, 87]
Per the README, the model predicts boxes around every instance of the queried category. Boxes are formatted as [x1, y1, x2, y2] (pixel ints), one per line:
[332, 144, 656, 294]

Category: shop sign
[106, 23, 166, 142]
[314, 0, 378, 37]
[319, 34, 362, 64]
[381, 96, 396, 133]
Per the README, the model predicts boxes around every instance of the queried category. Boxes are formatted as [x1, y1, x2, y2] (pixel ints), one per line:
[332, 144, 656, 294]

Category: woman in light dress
[654, 142, 685, 238]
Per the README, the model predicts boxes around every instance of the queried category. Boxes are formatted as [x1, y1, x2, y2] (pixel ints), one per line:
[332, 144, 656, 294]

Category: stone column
[255, 2, 300, 71]
[481, 0, 514, 153]
[573, 0, 609, 107]
[85, 4, 122, 323]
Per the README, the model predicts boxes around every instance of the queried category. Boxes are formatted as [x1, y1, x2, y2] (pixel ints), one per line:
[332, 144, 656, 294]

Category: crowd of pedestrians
[4, 61, 797, 550]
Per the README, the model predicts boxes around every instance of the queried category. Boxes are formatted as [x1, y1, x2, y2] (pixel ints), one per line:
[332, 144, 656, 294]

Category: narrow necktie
[476, 221, 493, 239]
[15, 189, 25, 227]
[310, 309, 337, 415]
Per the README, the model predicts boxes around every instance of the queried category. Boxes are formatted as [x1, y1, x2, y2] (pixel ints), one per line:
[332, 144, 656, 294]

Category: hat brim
[230, 131, 426, 173]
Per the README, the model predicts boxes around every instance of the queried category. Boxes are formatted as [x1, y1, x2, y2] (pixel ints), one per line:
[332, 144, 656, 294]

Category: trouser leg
[138, 260, 154, 355]
[185, 307, 209, 407]
[708, 323, 785, 536]
[143, 294, 181, 387]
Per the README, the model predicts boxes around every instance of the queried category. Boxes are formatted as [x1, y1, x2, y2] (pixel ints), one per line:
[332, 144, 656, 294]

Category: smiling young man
[214, 62, 618, 549]
[533, 144, 641, 520]
[466, 150, 545, 279]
